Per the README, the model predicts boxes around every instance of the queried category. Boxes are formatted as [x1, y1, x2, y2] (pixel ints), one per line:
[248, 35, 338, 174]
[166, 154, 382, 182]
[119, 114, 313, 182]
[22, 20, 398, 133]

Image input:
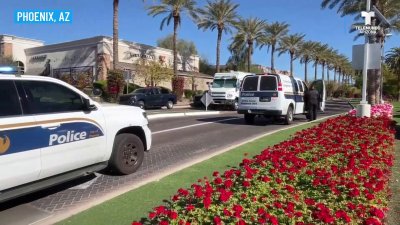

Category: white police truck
[237, 73, 325, 124]
[0, 71, 151, 202]
[209, 71, 255, 110]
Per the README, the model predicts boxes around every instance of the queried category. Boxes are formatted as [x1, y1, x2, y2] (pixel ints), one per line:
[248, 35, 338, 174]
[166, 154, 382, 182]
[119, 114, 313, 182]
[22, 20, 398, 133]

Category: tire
[137, 100, 145, 109]
[284, 105, 294, 125]
[166, 100, 174, 109]
[244, 113, 255, 124]
[109, 133, 144, 175]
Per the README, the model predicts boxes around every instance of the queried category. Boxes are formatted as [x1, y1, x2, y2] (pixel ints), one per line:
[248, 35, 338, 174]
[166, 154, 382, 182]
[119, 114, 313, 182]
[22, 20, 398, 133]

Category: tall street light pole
[357, 0, 372, 117]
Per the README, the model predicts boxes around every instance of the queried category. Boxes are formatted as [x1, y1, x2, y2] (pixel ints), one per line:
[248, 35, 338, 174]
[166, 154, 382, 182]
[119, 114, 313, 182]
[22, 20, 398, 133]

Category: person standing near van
[306, 85, 319, 121]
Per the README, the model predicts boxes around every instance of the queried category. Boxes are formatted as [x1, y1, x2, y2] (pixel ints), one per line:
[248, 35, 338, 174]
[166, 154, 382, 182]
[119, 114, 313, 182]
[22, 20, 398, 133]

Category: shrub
[132, 114, 395, 225]
[184, 89, 195, 99]
[123, 83, 142, 94]
[106, 70, 125, 102]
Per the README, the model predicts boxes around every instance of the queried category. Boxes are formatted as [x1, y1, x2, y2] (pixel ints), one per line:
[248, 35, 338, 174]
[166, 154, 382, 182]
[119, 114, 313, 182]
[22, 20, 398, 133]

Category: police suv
[237, 73, 325, 125]
[0, 70, 151, 202]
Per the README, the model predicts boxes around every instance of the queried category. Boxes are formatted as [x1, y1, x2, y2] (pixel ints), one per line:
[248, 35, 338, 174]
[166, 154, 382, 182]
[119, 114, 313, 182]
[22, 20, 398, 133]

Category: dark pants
[308, 103, 318, 121]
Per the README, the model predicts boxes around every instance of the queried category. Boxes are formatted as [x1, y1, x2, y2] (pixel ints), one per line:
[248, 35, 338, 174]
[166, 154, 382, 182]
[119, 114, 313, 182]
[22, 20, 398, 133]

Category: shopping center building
[0, 34, 213, 90]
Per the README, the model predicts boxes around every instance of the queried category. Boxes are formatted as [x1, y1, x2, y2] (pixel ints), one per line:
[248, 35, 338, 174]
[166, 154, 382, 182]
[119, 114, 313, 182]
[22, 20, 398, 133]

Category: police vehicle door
[19, 80, 107, 178]
[0, 80, 41, 191]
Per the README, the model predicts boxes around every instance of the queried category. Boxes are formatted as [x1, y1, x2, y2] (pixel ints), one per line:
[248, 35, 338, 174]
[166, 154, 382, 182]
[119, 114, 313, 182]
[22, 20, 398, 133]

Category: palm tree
[197, 0, 239, 73]
[260, 22, 289, 72]
[326, 49, 338, 83]
[311, 42, 329, 80]
[298, 41, 317, 83]
[113, 0, 119, 70]
[386, 47, 400, 101]
[277, 33, 305, 76]
[319, 47, 335, 81]
[147, 0, 198, 77]
[231, 17, 266, 72]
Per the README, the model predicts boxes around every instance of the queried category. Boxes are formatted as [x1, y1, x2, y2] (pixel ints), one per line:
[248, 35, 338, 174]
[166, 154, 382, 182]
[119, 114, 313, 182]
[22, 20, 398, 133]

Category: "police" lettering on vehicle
[49, 131, 87, 146]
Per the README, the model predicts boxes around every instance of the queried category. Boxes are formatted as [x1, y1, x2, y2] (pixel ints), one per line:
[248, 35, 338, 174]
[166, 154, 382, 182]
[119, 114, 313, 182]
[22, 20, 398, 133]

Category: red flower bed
[132, 116, 395, 225]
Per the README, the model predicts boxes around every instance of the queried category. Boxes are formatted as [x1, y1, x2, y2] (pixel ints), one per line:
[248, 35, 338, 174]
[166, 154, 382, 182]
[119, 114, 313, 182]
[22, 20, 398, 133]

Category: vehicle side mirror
[83, 98, 97, 111]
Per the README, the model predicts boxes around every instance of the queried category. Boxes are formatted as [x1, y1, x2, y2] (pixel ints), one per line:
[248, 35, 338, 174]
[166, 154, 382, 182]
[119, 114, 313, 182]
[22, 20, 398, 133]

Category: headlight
[227, 94, 233, 98]
[142, 111, 148, 120]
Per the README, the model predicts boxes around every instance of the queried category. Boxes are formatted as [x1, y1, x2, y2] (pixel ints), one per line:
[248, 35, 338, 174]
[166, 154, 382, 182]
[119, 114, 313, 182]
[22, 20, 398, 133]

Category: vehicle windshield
[132, 88, 147, 94]
[212, 79, 237, 88]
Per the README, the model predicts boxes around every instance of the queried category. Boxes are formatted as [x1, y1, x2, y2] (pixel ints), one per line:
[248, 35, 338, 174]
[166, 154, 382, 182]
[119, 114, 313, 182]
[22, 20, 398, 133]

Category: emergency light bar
[0, 66, 18, 74]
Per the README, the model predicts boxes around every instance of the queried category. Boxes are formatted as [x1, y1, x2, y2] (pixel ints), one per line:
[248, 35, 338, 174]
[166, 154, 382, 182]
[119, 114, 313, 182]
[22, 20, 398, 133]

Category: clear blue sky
[1, 0, 399, 80]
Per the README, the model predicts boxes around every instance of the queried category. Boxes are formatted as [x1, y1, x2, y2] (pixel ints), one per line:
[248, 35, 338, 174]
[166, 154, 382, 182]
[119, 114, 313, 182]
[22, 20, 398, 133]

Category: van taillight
[278, 83, 283, 91]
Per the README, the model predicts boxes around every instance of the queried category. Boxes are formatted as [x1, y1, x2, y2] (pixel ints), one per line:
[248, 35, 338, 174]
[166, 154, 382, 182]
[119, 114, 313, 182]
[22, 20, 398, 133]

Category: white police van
[0, 71, 151, 202]
[237, 73, 325, 124]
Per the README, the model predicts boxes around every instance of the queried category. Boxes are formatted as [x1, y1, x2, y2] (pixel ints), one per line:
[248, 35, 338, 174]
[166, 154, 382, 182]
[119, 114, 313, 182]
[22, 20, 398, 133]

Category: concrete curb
[148, 111, 220, 120]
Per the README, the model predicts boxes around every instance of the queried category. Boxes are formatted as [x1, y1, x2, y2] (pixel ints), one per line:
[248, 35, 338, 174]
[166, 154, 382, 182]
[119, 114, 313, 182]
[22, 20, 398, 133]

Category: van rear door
[311, 80, 326, 112]
[258, 75, 279, 109]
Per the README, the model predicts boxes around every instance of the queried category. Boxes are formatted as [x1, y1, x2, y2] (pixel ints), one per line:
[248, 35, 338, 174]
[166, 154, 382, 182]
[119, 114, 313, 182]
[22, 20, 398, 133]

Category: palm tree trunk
[216, 28, 222, 73]
[322, 62, 325, 81]
[173, 15, 179, 77]
[304, 60, 308, 83]
[334, 69, 336, 83]
[368, 70, 376, 104]
[113, 0, 119, 70]
[314, 60, 318, 80]
[327, 66, 330, 82]
[271, 44, 275, 72]
[290, 52, 294, 76]
[247, 43, 252, 72]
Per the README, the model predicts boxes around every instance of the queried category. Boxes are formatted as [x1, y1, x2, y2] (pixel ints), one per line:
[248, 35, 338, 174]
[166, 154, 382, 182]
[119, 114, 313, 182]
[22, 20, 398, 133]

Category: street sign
[200, 92, 213, 110]
[352, 43, 381, 70]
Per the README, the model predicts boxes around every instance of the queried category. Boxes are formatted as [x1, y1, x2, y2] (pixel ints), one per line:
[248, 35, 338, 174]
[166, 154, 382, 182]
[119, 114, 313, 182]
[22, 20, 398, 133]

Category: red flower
[159, 221, 169, 225]
[186, 204, 195, 211]
[369, 207, 385, 219]
[223, 208, 232, 216]
[242, 181, 250, 187]
[237, 219, 246, 225]
[213, 216, 222, 225]
[168, 210, 178, 220]
[132, 222, 142, 225]
[203, 197, 211, 209]
[149, 212, 156, 219]
[224, 179, 233, 188]
[364, 217, 382, 225]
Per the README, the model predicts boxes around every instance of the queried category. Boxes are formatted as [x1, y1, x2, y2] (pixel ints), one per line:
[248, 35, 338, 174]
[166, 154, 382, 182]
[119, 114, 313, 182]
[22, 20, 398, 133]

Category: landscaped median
[132, 105, 395, 224]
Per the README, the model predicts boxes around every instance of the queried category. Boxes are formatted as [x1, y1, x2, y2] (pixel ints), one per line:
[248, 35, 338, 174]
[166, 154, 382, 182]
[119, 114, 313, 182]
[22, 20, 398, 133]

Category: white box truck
[209, 71, 254, 110]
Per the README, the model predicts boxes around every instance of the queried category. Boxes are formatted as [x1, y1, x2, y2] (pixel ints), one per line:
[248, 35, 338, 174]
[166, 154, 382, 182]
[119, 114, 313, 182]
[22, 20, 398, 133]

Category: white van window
[260, 76, 277, 91]
[297, 80, 304, 92]
[212, 79, 237, 88]
[242, 77, 258, 91]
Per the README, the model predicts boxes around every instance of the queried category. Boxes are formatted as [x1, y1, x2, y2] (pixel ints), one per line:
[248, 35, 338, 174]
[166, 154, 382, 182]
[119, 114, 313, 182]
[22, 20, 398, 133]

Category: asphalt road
[0, 100, 352, 225]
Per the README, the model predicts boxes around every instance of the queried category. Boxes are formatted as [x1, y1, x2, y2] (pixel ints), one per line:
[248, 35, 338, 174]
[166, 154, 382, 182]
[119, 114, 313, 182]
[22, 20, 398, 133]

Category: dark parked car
[119, 87, 177, 109]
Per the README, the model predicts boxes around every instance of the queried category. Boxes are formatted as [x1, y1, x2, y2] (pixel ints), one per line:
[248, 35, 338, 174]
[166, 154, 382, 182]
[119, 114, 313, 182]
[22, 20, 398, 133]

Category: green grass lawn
[388, 101, 400, 225]
[58, 122, 320, 225]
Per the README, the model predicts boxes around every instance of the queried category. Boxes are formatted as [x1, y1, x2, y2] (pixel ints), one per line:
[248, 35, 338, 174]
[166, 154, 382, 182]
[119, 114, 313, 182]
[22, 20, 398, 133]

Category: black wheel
[137, 100, 145, 109]
[244, 113, 255, 124]
[109, 133, 144, 175]
[284, 106, 294, 125]
[166, 100, 174, 109]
